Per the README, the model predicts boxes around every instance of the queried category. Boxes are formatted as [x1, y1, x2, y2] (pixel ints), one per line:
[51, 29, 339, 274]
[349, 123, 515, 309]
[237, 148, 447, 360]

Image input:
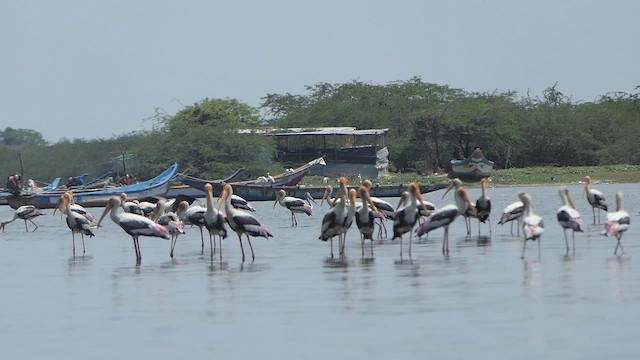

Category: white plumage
[519, 192, 544, 260]
[601, 191, 630, 255]
[556, 186, 583, 253]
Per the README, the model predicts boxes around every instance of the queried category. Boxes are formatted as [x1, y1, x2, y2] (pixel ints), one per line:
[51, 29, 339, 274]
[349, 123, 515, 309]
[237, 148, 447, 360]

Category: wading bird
[319, 178, 350, 258]
[150, 199, 186, 258]
[519, 192, 544, 260]
[59, 192, 95, 255]
[392, 183, 428, 258]
[601, 191, 630, 255]
[273, 189, 314, 227]
[98, 195, 170, 265]
[556, 186, 583, 254]
[415, 184, 475, 256]
[583, 175, 608, 224]
[498, 201, 524, 235]
[355, 185, 385, 257]
[219, 184, 272, 262]
[203, 183, 227, 261]
[0, 205, 45, 232]
[474, 177, 492, 236]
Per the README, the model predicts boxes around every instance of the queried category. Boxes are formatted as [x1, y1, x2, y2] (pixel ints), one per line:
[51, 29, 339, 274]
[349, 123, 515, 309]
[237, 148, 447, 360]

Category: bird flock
[0, 175, 631, 265]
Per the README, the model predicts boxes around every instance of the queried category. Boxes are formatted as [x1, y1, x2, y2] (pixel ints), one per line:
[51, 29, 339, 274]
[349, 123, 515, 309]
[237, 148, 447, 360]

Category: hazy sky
[2, 0, 638, 143]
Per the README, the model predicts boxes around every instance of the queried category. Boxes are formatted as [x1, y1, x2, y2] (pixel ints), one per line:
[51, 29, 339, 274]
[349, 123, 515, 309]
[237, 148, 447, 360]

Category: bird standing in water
[519, 192, 544, 260]
[601, 191, 630, 255]
[0, 205, 46, 232]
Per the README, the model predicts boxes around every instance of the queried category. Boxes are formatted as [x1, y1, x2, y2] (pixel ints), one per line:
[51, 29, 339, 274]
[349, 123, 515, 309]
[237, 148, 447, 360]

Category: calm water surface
[1, 183, 639, 359]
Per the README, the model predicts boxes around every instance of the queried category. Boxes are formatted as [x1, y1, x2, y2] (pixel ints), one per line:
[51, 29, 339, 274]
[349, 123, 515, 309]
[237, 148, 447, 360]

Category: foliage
[3, 80, 640, 185]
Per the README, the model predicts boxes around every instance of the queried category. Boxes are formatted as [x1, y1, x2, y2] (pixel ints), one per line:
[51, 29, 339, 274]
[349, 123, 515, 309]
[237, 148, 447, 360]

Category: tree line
[1, 77, 638, 185]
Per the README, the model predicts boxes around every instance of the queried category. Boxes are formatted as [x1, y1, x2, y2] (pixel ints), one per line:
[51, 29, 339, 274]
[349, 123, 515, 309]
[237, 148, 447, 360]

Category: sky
[1, 0, 638, 143]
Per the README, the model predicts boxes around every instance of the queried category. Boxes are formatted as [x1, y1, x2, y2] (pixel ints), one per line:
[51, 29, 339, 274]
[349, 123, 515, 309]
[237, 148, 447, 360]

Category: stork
[583, 176, 608, 224]
[498, 201, 524, 235]
[319, 178, 350, 258]
[0, 205, 45, 232]
[219, 183, 272, 262]
[415, 185, 475, 256]
[355, 185, 385, 257]
[474, 177, 492, 236]
[59, 192, 95, 255]
[150, 199, 186, 258]
[273, 189, 314, 227]
[557, 186, 583, 254]
[97, 195, 170, 265]
[519, 192, 544, 260]
[392, 183, 429, 258]
[204, 183, 227, 261]
[601, 191, 630, 255]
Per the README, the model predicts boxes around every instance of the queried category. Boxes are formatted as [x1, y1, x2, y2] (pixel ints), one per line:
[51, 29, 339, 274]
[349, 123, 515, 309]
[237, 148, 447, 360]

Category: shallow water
[1, 183, 639, 359]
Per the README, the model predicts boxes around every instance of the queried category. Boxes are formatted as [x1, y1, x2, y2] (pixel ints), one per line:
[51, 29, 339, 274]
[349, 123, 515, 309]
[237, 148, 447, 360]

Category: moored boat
[5, 164, 179, 209]
[176, 156, 326, 197]
[450, 148, 494, 179]
[226, 182, 448, 202]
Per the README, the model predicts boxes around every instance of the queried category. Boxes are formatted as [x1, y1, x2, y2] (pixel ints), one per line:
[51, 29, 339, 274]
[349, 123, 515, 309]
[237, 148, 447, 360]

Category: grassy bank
[299, 164, 640, 188]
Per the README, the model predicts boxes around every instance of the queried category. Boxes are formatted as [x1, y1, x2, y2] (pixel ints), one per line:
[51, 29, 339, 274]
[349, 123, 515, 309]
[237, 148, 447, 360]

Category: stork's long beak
[320, 188, 329, 206]
[97, 201, 113, 228]
[218, 189, 227, 211]
[306, 192, 317, 205]
[442, 182, 455, 199]
[58, 196, 68, 217]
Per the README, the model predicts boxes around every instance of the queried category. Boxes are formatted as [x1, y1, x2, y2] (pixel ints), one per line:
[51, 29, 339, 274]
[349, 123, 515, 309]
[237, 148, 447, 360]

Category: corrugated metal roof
[239, 127, 388, 136]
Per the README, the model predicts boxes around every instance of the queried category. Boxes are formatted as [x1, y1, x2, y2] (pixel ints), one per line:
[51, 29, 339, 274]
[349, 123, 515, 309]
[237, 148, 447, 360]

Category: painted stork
[320, 185, 339, 207]
[519, 192, 544, 260]
[319, 178, 350, 258]
[443, 178, 477, 237]
[273, 189, 315, 227]
[355, 185, 385, 257]
[362, 179, 396, 238]
[230, 194, 256, 212]
[392, 183, 429, 258]
[179, 202, 207, 254]
[474, 177, 492, 236]
[601, 191, 630, 255]
[97, 195, 170, 265]
[0, 205, 45, 232]
[340, 188, 358, 256]
[219, 183, 272, 262]
[415, 185, 475, 256]
[118, 193, 144, 216]
[498, 201, 524, 235]
[204, 183, 227, 261]
[150, 199, 186, 258]
[583, 176, 608, 224]
[53, 191, 97, 224]
[59, 192, 95, 255]
[557, 186, 583, 253]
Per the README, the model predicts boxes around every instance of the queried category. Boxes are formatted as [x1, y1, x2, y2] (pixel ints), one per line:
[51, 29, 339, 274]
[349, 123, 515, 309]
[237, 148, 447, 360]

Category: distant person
[120, 174, 129, 186]
[6, 174, 21, 195]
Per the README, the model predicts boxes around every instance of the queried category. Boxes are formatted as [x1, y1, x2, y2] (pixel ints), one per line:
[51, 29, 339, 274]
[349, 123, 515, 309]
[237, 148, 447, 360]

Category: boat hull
[228, 182, 448, 202]
[450, 148, 494, 179]
[6, 164, 179, 209]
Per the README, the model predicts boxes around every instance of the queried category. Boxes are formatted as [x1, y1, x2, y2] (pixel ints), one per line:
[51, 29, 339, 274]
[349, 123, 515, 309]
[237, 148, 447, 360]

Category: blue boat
[5, 164, 179, 210]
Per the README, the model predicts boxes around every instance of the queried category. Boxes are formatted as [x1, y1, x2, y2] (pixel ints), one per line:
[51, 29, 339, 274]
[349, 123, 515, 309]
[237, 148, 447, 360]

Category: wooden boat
[5, 163, 179, 209]
[226, 182, 448, 202]
[167, 167, 249, 199]
[176, 156, 326, 196]
[450, 148, 494, 179]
